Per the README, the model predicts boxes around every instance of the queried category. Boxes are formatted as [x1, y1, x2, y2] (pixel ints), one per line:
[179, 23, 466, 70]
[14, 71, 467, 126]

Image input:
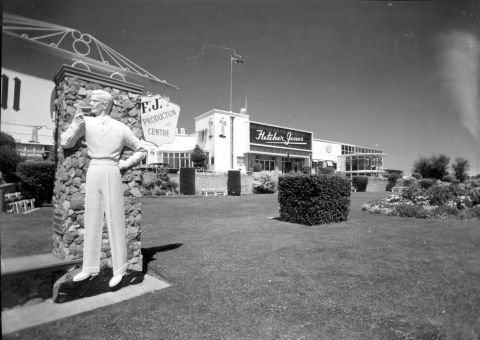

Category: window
[197, 129, 208, 143]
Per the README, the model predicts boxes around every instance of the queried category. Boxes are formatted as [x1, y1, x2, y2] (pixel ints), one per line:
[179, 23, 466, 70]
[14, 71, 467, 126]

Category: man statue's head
[90, 89, 113, 116]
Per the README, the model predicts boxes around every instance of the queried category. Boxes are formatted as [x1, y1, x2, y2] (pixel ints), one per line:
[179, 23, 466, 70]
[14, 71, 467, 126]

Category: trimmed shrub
[419, 178, 434, 189]
[403, 177, 416, 187]
[141, 172, 156, 190]
[465, 205, 480, 219]
[252, 171, 278, 194]
[0, 132, 23, 183]
[401, 181, 424, 201]
[352, 176, 368, 192]
[155, 173, 178, 193]
[227, 170, 241, 196]
[431, 205, 459, 218]
[179, 167, 195, 195]
[152, 187, 166, 196]
[442, 174, 454, 183]
[468, 189, 480, 206]
[396, 204, 428, 218]
[278, 174, 351, 225]
[386, 173, 401, 191]
[427, 185, 465, 206]
[300, 165, 311, 174]
[252, 162, 263, 172]
[191, 144, 207, 169]
[16, 161, 55, 207]
[411, 172, 422, 179]
[317, 167, 335, 175]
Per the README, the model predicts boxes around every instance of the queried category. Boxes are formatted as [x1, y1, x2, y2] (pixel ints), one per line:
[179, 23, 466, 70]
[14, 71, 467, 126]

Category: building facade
[145, 109, 386, 177]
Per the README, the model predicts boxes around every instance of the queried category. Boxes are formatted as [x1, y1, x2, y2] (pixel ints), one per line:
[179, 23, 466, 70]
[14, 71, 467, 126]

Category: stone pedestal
[51, 65, 144, 273]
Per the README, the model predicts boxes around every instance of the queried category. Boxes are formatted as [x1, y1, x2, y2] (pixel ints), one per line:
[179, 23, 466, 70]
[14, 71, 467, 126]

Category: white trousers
[81, 160, 127, 276]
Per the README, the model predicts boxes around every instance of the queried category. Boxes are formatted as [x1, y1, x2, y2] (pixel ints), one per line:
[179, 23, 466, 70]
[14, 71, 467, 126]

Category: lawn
[2, 192, 480, 339]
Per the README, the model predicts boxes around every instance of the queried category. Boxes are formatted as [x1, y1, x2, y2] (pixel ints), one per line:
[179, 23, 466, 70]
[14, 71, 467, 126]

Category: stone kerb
[52, 66, 144, 272]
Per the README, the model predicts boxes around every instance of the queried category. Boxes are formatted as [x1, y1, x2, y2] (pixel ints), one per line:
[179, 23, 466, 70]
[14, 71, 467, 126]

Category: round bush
[396, 204, 428, 218]
[411, 172, 422, 179]
[300, 166, 311, 174]
[317, 167, 335, 175]
[419, 178, 434, 189]
[141, 172, 156, 189]
[252, 171, 278, 194]
[352, 176, 368, 192]
[442, 175, 454, 183]
[252, 163, 263, 172]
[16, 161, 55, 207]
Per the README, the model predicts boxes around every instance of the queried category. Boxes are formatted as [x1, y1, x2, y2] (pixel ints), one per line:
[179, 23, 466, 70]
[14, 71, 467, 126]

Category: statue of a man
[60, 89, 145, 288]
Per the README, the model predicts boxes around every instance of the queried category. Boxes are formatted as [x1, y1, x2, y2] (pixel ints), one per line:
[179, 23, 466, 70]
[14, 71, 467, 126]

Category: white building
[1, 68, 55, 159]
[146, 108, 386, 177]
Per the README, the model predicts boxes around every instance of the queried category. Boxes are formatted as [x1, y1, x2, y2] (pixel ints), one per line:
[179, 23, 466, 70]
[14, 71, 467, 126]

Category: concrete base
[2, 274, 170, 335]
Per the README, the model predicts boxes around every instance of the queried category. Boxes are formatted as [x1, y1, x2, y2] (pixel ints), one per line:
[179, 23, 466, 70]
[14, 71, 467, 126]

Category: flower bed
[362, 182, 480, 220]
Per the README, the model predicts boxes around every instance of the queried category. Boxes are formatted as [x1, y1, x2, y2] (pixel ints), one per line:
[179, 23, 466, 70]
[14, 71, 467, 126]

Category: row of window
[344, 155, 383, 171]
[15, 143, 51, 158]
[147, 151, 195, 168]
[250, 145, 312, 157]
[341, 145, 381, 155]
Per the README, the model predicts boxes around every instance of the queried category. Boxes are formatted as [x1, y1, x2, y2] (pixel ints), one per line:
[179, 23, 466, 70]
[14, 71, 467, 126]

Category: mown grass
[2, 192, 480, 339]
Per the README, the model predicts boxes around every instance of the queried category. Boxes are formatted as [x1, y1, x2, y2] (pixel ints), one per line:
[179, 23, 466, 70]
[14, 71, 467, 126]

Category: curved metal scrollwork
[3, 13, 179, 89]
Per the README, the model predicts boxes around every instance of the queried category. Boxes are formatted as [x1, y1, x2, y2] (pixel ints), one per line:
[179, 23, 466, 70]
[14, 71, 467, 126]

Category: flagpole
[230, 56, 233, 112]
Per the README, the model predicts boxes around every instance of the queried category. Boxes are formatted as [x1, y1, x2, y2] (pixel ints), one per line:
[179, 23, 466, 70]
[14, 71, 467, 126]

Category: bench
[201, 189, 227, 197]
[1, 253, 82, 277]
[4, 192, 22, 201]
[7, 199, 36, 214]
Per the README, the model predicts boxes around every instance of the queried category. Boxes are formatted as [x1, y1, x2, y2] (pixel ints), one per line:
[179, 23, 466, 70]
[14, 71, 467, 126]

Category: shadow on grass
[142, 243, 183, 274]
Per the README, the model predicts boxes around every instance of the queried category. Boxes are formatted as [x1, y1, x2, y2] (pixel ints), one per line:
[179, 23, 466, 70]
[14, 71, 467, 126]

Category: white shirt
[60, 115, 145, 167]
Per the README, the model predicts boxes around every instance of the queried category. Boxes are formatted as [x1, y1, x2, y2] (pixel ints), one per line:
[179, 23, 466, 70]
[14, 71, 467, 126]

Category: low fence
[0, 183, 21, 211]
[365, 178, 388, 192]
[169, 172, 254, 195]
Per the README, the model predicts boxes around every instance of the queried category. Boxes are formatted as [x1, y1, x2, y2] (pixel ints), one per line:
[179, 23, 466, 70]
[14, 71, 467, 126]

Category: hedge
[278, 174, 351, 225]
[179, 167, 195, 195]
[352, 176, 368, 192]
[16, 161, 55, 207]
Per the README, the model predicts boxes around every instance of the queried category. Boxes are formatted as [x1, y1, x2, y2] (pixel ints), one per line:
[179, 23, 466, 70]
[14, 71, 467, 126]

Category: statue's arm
[60, 116, 85, 149]
[119, 127, 146, 170]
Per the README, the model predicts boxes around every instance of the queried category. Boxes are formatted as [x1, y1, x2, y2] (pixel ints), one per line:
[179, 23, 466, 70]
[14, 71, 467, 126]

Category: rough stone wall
[52, 75, 143, 272]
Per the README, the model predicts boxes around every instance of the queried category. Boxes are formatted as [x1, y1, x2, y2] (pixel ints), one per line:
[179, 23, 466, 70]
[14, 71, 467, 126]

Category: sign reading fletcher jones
[249, 122, 312, 150]
[140, 95, 180, 146]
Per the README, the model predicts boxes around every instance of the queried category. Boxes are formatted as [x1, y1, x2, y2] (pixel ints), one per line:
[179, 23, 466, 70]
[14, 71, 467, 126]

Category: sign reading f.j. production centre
[250, 122, 312, 150]
[140, 95, 180, 147]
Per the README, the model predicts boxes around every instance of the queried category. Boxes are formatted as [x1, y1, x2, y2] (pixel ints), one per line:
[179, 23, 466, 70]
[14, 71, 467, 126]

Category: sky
[3, 0, 480, 175]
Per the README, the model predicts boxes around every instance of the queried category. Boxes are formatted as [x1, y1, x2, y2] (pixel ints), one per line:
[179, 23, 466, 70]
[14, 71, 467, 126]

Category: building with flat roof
[144, 108, 386, 177]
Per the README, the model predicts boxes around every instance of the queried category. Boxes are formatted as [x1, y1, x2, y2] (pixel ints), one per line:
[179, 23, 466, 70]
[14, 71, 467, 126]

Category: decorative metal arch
[2, 13, 179, 89]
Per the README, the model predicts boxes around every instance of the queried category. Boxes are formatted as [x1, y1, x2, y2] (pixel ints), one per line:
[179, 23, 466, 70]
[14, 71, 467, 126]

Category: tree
[190, 144, 207, 168]
[0, 132, 23, 182]
[429, 154, 450, 180]
[452, 157, 469, 183]
[412, 154, 449, 180]
[412, 157, 431, 179]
